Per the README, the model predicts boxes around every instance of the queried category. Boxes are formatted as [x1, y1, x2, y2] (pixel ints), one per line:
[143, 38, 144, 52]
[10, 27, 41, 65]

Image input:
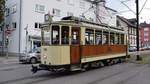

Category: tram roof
[41, 16, 125, 32]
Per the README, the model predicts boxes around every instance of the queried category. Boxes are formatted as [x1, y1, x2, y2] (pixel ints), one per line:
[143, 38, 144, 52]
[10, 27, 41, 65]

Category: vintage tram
[31, 16, 128, 73]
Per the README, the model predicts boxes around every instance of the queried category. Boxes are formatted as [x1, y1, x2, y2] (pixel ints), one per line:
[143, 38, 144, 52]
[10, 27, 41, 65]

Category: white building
[5, 0, 117, 55]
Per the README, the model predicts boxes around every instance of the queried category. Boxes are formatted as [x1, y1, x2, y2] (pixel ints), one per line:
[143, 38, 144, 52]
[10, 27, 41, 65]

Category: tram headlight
[43, 55, 47, 59]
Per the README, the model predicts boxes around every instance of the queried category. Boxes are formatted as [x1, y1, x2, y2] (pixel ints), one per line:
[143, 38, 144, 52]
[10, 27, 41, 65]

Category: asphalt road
[0, 62, 150, 84]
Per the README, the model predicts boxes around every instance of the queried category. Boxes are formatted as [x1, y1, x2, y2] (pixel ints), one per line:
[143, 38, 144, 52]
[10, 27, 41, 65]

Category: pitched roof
[117, 16, 136, 28]
[140, 22, 150, 28]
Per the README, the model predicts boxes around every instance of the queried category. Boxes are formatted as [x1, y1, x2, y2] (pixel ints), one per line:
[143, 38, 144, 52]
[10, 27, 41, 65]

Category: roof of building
[140, 22, 150, 28]
[105, 6, 117, 12]
[117, 16, 136, 28]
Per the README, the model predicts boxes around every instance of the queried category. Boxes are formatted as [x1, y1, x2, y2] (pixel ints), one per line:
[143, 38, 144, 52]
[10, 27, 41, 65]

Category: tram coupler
[31, 64, 42, 73]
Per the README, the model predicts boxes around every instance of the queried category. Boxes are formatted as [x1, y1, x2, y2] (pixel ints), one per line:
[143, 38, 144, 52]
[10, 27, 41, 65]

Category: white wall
[5, 0, 21, 53]
[5, 0, 118, 54]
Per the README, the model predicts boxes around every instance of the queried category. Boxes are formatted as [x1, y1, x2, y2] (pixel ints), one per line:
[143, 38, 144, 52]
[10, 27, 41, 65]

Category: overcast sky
[106, 0, 150, 23]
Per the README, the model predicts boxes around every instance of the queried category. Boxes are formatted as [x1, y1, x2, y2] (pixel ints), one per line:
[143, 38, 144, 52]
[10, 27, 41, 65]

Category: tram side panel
[41, 46, 70, 66]
[81, 45, 127, 63]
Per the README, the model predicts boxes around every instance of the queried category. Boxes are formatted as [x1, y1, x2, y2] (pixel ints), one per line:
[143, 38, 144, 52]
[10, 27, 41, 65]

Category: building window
[144, 32, 149, 36]
[5, 8, 10, 16]
[144, 38, 148, 41]
[80, 1, 85, 9]
[35, 23, 41, 28]
[35, 4, 45, 13]
[67, 12, 73, 16]
[144, 27, 149, 31]
[117, 20, 120, 27]
[67, 0, 74, 5]
[35, 23, 38, 28]
[11, 5, 17, 14]
[12, 22, 16, 28]
[53, 8, 61, 17]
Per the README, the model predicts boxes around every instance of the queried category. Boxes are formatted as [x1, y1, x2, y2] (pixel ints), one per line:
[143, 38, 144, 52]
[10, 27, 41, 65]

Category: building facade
[5, 0, 117, 55]
[140, 22, 150, 49]
[117, 16, 137, 51]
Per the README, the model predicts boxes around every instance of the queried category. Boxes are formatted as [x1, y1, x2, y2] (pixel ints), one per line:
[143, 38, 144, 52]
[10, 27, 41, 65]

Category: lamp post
[136, 0, 142, 61]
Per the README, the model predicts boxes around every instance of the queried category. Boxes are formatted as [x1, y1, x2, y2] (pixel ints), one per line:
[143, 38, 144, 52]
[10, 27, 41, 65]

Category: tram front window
[61, 26, 69, 44]
[52, 26, 59, 44]
[42, 30, 50, 45]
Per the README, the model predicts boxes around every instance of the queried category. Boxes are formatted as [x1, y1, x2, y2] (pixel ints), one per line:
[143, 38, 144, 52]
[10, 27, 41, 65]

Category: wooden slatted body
[70, 45, 81, 64]
[70, 45, 127, 63]
[81, 45, 127, 57]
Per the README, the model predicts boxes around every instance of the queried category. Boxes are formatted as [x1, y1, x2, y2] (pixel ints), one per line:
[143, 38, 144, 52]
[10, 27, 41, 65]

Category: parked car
[19, 50, 41, 64]
[129, 47, 136, 52]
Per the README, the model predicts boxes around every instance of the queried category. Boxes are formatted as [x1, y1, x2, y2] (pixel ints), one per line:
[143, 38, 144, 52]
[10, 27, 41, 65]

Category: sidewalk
[128, 50, 150, 64]
[0, 56, 19, 64]
[128, 50, 150, 55]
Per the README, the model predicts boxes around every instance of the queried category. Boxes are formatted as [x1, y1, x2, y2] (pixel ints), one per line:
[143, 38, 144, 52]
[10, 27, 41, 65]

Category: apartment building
[140, 22, 150, 49]
[117, 16, 137, 51]
[5, 0, 117, 55]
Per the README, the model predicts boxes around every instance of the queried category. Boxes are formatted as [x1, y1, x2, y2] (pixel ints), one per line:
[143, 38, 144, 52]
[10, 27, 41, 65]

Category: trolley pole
[136, 0, 142, 61]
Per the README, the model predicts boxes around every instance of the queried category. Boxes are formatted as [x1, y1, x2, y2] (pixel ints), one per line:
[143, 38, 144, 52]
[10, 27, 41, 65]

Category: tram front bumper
[31, 64, 50, 73]
[31, 64, 70, 73]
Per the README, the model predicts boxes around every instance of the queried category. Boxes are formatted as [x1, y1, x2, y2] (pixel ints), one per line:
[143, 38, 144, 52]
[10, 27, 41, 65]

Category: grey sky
[106, 0, 150, 23]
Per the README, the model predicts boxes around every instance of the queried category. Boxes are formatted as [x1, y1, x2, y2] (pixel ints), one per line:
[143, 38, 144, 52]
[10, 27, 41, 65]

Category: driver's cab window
[61, 26, 69, 44]
[52, 26, 59, 44]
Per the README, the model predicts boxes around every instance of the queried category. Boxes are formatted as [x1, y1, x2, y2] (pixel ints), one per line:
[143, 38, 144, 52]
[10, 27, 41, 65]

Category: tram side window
[85, 29, 94, 45]
[72, 29, 80, 45]
[110, 32, 115, 45]
[61, 26, 69, 44]
[121, 34, 124, 44]
[95, 30, 102, 45]
[102, 32, 109, 44]
[115, 33, 120, 44]
[52, 26, 59, 44]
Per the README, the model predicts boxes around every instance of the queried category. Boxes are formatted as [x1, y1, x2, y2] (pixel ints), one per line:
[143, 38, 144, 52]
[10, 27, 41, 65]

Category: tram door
[70, 27, 81, 64]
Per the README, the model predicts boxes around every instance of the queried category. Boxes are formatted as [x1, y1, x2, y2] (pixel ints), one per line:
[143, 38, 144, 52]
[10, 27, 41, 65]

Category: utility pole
[25, 25, 28, 55]
[136, 0, 142, 61]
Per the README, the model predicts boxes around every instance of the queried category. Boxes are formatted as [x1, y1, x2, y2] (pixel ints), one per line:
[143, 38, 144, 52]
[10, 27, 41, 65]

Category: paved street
[0, 50, 150, 84]
[0, 61, 150, 84]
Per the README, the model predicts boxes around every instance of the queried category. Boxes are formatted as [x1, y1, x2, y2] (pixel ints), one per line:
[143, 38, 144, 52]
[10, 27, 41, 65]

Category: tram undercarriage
[31, 56, 127, 73]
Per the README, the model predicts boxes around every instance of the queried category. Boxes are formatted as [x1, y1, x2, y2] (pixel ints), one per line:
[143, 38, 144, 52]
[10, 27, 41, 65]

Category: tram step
[71, 65, 81, 71]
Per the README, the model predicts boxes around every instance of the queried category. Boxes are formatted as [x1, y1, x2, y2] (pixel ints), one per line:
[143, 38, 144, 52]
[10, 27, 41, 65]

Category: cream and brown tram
[31, 16, 128, 73]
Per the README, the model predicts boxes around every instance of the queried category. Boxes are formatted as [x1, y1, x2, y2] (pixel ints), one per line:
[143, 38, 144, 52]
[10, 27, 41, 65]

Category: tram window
[110, 32, 115, 45]
[95, 30, 102, 45]
[72, 29, 80, 44]
[52, 26, 59, 44]
[42, 30, 51, 45]
[85, 29, 94, 45]
[115, 33, 120, 44]
[121, 34, 124, 44]
[102, 32, 109, 44]
[61, 26, 69, 44]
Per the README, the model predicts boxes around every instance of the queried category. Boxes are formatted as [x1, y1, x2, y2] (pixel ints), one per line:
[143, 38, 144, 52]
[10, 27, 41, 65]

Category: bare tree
[0, 0, 5, 24]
